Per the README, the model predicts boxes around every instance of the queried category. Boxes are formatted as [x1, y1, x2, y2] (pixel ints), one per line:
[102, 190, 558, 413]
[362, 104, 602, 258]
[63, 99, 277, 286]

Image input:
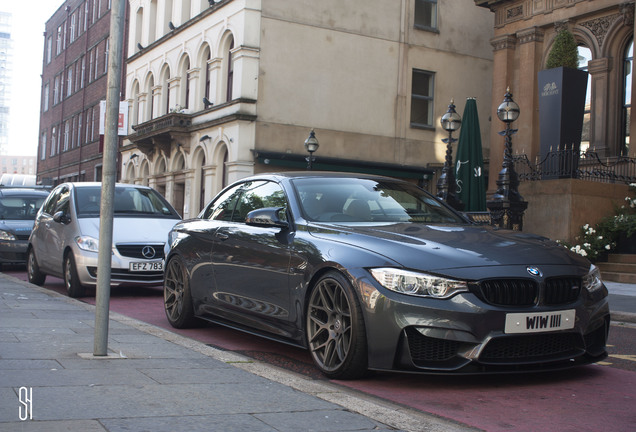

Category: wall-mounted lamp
[199, 135, 210, 143]
[203, 97, 213, 109]
[137, 43, 144, 51]
[168, 21, 176, 31]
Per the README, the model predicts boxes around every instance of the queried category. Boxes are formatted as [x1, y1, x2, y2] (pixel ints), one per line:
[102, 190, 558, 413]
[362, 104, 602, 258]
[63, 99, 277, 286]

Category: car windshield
[292, 177, 466, 224]
[75, 186, 178, 218]
[0, 195, 47, 220]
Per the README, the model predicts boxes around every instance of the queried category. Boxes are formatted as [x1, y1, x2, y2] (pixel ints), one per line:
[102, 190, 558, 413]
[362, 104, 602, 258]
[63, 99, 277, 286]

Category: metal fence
[514, 150, 636, 184]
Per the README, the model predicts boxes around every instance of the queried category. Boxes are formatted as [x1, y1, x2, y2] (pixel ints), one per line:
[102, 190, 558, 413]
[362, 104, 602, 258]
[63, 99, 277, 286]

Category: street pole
[94, 0, 126, 356]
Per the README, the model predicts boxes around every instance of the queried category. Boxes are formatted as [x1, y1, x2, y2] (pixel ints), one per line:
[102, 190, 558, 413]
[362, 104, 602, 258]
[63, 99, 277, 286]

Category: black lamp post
[487, 88, 528, 230]
[304, 129, 319, 170]
[436, 100, 464, 211]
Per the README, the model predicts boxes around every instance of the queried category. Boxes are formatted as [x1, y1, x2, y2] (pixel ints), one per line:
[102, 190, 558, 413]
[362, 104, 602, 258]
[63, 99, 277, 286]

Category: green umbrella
[455, 98, 486, 211]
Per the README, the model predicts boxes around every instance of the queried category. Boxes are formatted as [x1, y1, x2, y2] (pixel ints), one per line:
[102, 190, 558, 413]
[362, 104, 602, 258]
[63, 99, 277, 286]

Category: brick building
[37, 0, 128, 185]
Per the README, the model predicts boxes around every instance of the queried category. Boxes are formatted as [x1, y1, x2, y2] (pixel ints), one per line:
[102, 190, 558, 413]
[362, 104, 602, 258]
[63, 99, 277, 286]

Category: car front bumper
[73, 246, 165, 287]
[0, 239, 29, 264]
[355, 272, 610, 374]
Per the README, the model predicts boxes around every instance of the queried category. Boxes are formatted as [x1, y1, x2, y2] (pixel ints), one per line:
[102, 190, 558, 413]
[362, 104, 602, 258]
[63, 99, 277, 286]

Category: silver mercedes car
[27, 182, 181, 297]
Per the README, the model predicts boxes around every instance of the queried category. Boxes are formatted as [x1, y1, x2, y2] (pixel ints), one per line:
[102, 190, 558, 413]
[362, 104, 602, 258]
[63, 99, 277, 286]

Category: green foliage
[546, 29, 579, 70]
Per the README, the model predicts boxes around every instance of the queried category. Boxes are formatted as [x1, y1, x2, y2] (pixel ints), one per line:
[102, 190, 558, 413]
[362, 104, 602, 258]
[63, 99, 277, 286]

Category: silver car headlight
[370, 268, 469, 299]
[0, 230, 16, 241]
[75, 235, 99, 253]
[583, 264, 604, 293]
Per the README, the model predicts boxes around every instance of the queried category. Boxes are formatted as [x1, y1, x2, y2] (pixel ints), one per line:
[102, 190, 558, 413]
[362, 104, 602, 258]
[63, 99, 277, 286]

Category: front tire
[306, 271, 368, 379]
[27, 248, 46, 286]
[164, 255, 198, 328]
[64, 254, 85, 298]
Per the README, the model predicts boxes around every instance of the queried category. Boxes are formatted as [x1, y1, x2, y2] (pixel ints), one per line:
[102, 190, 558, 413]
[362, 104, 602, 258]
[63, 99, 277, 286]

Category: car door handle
[215, 232, 229, 241]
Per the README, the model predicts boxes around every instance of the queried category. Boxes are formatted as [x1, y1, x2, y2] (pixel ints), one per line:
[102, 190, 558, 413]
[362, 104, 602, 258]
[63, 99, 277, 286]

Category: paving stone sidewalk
[0, 274, 474, 432]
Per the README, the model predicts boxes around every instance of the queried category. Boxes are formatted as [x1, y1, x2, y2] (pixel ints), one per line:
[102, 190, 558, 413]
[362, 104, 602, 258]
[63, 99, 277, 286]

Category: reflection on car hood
[78, 217, 178, 243]
[308, 222, 585, 271]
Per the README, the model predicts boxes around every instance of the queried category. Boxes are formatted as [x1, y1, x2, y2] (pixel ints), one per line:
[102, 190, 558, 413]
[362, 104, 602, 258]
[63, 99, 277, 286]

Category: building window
[46, 36, 52, 64]
[53, 75, 60, 105]
[577, 45, 592, 153]
[81, 56, 86, 88]
[51, 127, 57, 156]
[67, 67, 73, 97]
[414, 0, 438, 31]
[622, 38, 633, 156]
[43, 83, 49, 112]
[70, 13, 76, 43]
[56, 25, 63, 55]
[104, 39, 109, 73]
[410, 69, 435, 129]
[64, 121, 70, 152]
[41, 132, 47, 160]
[226, 37, 234, 102]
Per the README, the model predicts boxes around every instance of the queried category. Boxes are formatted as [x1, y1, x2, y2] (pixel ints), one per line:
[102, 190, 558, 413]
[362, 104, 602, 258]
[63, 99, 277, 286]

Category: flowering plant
[565, 183, 635, 260]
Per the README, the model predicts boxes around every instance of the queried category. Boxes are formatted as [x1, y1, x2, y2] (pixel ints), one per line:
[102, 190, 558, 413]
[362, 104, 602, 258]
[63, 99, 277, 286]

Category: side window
[233, 181, 287, 223]
[42, 188, 62, 215]
[55, 187, 71, 214]
[202, 184, 243, 221]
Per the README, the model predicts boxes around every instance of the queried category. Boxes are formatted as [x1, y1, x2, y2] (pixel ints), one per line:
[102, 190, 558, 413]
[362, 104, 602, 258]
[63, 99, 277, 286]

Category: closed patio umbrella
[455, 98, 486, 211]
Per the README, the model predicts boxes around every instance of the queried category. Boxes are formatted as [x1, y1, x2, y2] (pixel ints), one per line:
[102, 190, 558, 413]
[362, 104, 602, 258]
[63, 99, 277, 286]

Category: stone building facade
[121, 0, 495, 218]
[476, 0, 635, 241]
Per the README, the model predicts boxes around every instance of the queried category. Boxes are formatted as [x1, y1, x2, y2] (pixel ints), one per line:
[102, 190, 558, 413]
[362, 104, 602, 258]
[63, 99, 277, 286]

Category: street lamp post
[487, 88, 528, 230]
[436, 100, 464, 211]
[304, 129, 319, 170]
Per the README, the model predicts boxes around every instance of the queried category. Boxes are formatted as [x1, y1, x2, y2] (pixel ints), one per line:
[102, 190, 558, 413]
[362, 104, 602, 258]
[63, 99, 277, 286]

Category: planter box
[538, 67, 588, 179]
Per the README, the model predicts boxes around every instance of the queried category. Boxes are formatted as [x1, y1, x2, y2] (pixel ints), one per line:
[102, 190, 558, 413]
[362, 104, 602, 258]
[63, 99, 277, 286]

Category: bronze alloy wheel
[163, 256, 197, 328]
[306, 271, 368, 379]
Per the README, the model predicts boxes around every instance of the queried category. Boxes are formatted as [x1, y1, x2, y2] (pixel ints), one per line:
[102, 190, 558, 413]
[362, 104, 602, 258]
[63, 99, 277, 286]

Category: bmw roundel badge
[526, 266, 542, 277]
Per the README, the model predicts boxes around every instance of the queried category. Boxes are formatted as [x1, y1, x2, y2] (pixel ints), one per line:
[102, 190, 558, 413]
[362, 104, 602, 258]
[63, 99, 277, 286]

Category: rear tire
[64, 254, 85, 298]
[27, 248, 46, 286]
[306, 271, 368, 379]
[164, 255, 198, 328]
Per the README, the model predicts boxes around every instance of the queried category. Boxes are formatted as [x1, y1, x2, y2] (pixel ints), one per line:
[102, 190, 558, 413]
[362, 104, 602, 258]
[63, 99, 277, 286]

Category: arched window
[160, 65, 171, 115]
[577, 45, 592, 152]
[135, 8, 143, 52]
[226, 36, 234, 102]
[621, 38, 633, 156]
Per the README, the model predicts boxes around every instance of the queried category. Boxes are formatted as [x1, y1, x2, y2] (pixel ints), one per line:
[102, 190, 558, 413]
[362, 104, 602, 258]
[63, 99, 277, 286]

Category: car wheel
[164, 255, 198, 328]
[64, 254, 85, 298]
[306, 271, 368, 379]
[27, 248, 46, 286]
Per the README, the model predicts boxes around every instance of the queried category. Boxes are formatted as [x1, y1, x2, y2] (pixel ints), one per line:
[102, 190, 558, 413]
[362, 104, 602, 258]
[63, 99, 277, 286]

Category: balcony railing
[514, 150, 636, 184]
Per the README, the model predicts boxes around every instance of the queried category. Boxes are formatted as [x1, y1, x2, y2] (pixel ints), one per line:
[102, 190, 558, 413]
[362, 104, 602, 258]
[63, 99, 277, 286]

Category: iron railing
[514, 150, 636, 184]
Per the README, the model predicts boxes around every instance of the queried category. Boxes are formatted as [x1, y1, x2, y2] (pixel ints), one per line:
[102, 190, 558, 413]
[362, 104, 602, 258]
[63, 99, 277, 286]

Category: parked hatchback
[28, 182, 181, 297]
[0, 187, 49, 269]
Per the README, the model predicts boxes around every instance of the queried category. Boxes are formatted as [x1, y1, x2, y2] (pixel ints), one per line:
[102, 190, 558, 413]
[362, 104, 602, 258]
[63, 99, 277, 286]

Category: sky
[2, 0, 65, 156]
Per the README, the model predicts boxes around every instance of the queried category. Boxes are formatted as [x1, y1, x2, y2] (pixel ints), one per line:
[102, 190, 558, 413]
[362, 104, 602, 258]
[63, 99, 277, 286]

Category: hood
[0, 219, 36, 236]
[77, 217, 179, 244]
[308, 222, 587, 271]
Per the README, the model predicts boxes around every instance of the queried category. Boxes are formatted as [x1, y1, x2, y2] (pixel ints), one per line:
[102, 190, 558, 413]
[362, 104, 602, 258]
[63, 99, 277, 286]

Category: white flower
[583, 243, 591, 248]
[605, 245, 611, 250]
[597, 236, 603, 240]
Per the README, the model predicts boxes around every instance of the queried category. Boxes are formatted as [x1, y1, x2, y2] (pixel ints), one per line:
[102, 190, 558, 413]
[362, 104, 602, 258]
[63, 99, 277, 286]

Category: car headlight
[583, 264, 604, 293]
[370, 268, 468, 299]
[75, 235, 99, 252]
[0, 230, 16, 241]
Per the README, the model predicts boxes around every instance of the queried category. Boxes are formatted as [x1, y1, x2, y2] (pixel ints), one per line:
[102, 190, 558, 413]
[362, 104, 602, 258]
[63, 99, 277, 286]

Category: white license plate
[504, 309, 575, 334]
[129, 261, 163, 272]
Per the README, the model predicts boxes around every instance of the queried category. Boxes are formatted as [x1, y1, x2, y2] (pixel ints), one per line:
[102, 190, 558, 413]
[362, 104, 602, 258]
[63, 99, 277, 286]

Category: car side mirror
[53, 210, 71, 225]
[245, 207, 289, 229]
